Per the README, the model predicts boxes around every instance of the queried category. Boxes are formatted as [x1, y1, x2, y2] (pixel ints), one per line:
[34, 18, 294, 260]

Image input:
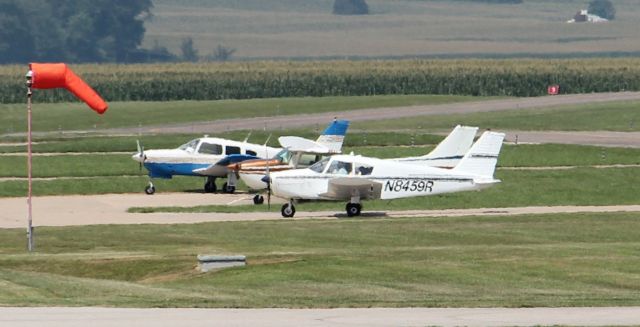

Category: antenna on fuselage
[243, 131, 252, 143]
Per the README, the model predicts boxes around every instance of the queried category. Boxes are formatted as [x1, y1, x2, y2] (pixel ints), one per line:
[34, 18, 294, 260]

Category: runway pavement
[2, 307, 640, 327]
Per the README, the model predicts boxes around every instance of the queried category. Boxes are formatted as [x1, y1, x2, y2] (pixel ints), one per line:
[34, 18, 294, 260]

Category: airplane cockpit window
[298, 154, 321, 166]
[246, 150, 257, 156]
[309, 157, 330, 173]
[354, 163, 373, 175]
[328, 160, 352, 175]
[274, 149, 293, 164]
[225, 146, 241, 155]
[198, 142, 223, 155]
[179, 139, 200, 153]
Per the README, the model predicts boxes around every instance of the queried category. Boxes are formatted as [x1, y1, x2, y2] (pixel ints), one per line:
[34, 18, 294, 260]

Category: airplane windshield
[309, 157, 330, 173]
[274, 149, 293, 164]
[179, 139, 200, 153]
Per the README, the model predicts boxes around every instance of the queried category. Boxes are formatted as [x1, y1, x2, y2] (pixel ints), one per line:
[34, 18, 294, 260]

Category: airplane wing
[278, 136, 333, 154]
[319, 177, 383, 200]
[193, 154, 260, 176]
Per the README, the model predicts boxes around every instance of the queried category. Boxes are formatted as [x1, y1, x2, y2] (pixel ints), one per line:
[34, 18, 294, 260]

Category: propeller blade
[264, 139, 271, 209]
[136, 140, 146, 171]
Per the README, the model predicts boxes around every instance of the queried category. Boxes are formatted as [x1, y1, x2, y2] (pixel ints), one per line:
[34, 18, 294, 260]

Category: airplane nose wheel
[253, 194, 264, 205]
[346, 203, 362, 217]
[281, 203, 296, 218]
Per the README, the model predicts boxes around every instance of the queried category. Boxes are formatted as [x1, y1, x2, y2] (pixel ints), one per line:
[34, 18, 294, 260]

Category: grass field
[355, 100, 640, 132]
[1, 142, 639, 197]
[1, 89, 639, 309]
[2, 97, 639, 136]
[145, 0, 640, 59]
[0, 95, 480, 133]
[2, 213, 640, 307]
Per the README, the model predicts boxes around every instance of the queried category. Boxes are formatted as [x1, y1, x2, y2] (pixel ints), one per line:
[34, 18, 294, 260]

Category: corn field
[2, 59, 640, 103]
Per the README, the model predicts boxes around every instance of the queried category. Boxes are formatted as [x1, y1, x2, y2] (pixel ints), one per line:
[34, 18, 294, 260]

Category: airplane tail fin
[452, 131, 505, 178]
[392, 125, 477, 168]
[425, 125, 478, 159]
[315, 119, 350, 153]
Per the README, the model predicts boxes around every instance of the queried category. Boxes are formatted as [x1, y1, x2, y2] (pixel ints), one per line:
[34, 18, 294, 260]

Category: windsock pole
[26, 71, 34, 252]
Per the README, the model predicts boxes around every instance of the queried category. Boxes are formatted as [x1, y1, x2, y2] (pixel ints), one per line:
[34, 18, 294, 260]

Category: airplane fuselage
[271, 155, 498, 201]
[133, 137, 280, 179]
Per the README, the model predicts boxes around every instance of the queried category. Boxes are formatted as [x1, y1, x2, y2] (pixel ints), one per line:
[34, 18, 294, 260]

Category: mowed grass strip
[0, 131, 447, 153]
[1, 213, 640, 307]
[354, 100, 640, 132]
[0, 154, 137, 178]
[129, 166, 640, 213]
[0, 95, 480, 133]
[1, 144, 639, 198]
[1, 143, 639, 178]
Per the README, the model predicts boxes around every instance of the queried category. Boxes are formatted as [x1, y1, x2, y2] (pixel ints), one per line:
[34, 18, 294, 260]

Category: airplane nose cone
[260, 175, 271, 184]
[132, 153, 145, 163]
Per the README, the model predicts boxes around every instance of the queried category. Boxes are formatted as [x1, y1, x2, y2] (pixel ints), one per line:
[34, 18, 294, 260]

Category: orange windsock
[29, 63, 108, 114]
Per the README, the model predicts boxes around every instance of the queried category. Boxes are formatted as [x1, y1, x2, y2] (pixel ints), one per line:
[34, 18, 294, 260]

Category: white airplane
[236, 124, 476, 204]
[232, 120, 350, 204]
[132, 135, 280, 194]
[267, 130, 505, 217]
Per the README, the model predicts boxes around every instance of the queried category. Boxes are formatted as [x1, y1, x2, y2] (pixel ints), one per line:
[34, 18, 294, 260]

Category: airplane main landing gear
[281, 202, 296, 218]
[144, 182, 156, 195]
[346, 189, 362, 217]
[222, 182, 236, 194]
[346, 203, 362, 217]
[253, 194, 264, 205]
[204, 177, 217, 193]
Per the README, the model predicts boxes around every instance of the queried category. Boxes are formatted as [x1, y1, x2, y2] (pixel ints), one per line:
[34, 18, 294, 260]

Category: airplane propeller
[135, 140, 146, 171]
[263, 135, 272, 209]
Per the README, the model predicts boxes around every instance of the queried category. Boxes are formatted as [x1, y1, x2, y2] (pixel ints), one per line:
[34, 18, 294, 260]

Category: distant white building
[567, 9, 608, 23]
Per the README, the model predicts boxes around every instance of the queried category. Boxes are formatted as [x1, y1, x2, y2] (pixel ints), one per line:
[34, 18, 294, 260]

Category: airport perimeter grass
[355, 100, 640, 132]
[2, 97, 640, 136]
[0, 144, 639, 198]
[1, 143, 639, 178]
[2, 212, 640, 307]
[0, 131, 447, 154]
[0, 95, 479, 133]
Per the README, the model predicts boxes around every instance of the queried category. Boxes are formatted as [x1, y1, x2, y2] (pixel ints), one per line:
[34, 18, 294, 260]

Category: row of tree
[0, 0, 153, 64]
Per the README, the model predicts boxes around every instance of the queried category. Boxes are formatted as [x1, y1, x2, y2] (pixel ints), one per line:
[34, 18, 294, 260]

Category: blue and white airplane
[133, 135, 280, 194]
[132, 120, 351, 195]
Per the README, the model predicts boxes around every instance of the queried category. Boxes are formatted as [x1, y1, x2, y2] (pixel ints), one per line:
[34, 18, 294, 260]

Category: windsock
[28, 63, 108, 114]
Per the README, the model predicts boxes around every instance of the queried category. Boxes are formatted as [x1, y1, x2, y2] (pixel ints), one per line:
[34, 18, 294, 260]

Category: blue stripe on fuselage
[144, 162, 210, 179]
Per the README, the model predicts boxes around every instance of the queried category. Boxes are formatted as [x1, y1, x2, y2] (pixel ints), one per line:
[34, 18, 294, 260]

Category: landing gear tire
[144, 185, 156, 195]
[253, 194, 264, 205]
[346, 203, 362, 217]
[222, 182, 236, 194]
[204, 180, 217, 193]
[281, 203, 296, 218]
